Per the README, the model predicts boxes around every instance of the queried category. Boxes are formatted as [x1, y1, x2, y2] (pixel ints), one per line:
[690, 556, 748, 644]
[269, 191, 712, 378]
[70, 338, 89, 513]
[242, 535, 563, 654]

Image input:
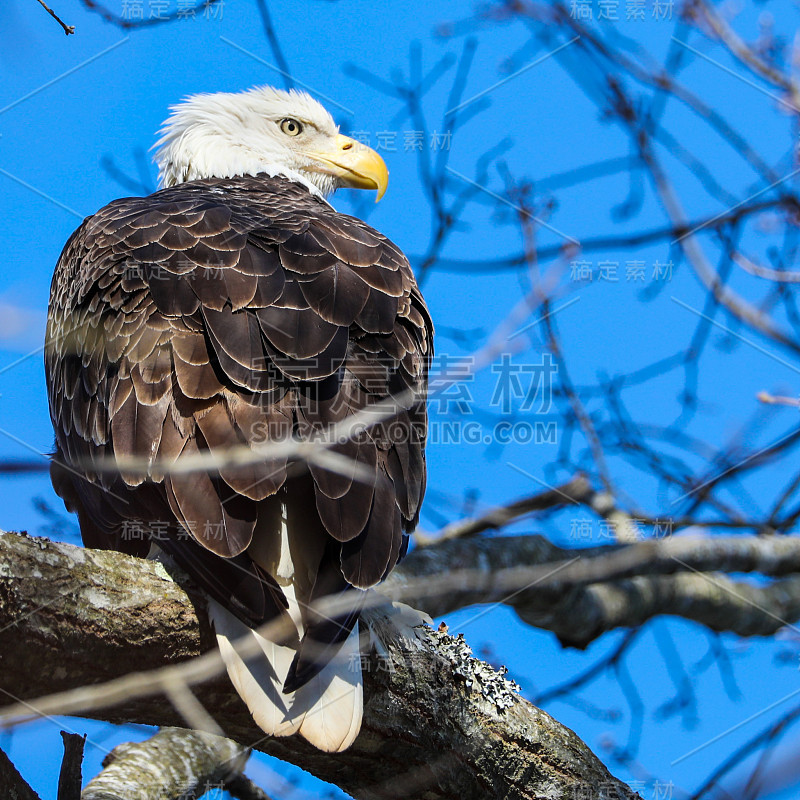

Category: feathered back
[46, 173, 432, 750]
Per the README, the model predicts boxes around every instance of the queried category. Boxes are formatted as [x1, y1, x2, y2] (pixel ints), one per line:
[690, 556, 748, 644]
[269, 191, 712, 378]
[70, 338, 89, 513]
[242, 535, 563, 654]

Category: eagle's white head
[154, 85, 388, 201]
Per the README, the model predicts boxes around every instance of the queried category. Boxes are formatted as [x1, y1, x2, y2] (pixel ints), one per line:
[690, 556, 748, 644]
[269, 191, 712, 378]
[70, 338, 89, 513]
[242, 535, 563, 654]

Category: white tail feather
[297, 623, 362, 752]
[208, 599, 363, 752]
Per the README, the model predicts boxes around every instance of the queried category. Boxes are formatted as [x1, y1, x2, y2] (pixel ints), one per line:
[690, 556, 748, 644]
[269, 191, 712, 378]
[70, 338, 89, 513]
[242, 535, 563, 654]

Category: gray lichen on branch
[422, 623, 521, 711]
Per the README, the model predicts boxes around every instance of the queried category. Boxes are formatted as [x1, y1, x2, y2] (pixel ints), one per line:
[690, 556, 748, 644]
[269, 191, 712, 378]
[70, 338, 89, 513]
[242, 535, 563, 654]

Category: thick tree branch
[389, 533, 800, 646]
[0, 532, 637, 800]
[1, 745, 42, 800]
[82, 728, 247, 800]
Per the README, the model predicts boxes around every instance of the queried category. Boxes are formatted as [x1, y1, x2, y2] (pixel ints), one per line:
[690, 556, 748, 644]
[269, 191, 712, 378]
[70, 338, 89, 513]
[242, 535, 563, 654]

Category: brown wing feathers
[46, 175, 432, 655]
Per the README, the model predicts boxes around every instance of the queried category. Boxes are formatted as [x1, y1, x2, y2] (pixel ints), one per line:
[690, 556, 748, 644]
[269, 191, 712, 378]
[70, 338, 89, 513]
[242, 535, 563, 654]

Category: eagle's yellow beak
[308, 134, 389, 202]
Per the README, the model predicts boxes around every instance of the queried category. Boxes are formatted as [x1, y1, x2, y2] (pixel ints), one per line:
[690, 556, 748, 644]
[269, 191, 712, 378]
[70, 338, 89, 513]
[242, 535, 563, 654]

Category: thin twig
[34, 0, 75, 35]
[79, 0, 221, 29]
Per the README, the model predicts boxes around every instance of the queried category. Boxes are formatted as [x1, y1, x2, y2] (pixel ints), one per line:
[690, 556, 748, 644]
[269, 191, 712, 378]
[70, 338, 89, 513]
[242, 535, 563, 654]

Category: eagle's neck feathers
[157, 142, 330, 201]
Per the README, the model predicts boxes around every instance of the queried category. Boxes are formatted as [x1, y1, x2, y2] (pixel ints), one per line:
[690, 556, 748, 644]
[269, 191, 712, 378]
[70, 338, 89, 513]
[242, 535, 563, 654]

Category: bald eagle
[45, 86, 432, 752]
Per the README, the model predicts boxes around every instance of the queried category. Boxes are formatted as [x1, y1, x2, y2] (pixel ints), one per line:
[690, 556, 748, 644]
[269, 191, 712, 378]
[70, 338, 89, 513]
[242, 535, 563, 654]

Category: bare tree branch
[688, 0, 800, 107]
[0, 531, 638, 800]
[82, 728, 248, 800]
[57, 732, 84, 800]
[0, 745, 42, 800]
[225, 773, 277, 800]
[390, 532, 800, 645]
[416, 474, 593, 542]
[79, 0, 221, 29]
[34, 0, 74, 35]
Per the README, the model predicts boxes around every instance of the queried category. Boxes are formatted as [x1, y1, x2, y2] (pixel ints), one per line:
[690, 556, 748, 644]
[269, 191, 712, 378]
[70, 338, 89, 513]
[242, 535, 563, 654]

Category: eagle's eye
[279, 118, 303, 137]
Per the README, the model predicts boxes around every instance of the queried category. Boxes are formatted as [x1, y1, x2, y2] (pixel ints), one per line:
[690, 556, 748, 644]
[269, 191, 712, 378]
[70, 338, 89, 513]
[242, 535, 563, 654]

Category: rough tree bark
[81, 728, 249, 800]
[1, 745, 42, 800]
[0, 531, 638, 800]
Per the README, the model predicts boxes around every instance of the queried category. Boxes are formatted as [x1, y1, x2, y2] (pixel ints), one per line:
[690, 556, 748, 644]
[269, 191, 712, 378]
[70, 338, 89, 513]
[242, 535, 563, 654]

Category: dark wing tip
[281, 606, 362, 694]
[282, 656, 314, 695]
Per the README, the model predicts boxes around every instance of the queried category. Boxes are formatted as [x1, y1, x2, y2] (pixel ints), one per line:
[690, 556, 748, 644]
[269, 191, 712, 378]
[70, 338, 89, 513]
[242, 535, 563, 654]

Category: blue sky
[3, 0, 800, 797]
